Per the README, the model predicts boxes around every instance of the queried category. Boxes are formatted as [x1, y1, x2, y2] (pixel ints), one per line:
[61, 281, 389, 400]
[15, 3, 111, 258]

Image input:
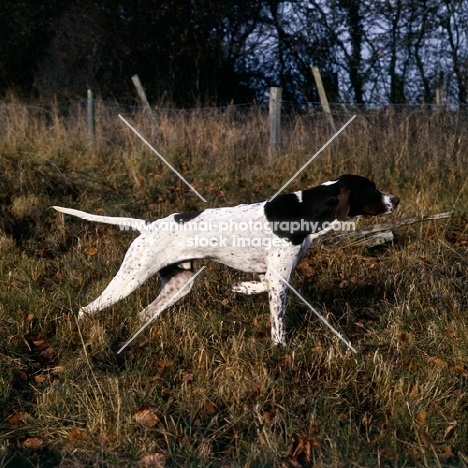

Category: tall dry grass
[0, 96, 467, 467]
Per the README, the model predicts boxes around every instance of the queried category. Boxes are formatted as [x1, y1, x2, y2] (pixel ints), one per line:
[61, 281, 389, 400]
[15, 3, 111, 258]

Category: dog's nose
[392, 196, 400, 206]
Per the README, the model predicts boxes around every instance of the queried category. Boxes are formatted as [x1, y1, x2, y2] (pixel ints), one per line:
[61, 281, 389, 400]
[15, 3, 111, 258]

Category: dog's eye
[362, 189, 381, 201]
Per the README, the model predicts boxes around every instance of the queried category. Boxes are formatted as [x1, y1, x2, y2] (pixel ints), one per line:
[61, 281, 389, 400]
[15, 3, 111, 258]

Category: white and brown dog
[53, 174, 399, 345]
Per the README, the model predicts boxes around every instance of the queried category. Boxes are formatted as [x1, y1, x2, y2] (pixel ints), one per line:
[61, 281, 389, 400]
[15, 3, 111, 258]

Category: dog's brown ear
[335, 188, 350, 220]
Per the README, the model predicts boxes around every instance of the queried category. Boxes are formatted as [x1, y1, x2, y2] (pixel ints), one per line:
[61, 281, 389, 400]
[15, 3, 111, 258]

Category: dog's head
[264, 174, 399, 245]
[326, 174, 399, 220]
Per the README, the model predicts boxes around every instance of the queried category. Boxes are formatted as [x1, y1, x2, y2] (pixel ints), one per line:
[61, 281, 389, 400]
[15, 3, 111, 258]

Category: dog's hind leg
[79, 267, 147, 317]
[137, 263, 196, 322]
[79, 237, 165, 318]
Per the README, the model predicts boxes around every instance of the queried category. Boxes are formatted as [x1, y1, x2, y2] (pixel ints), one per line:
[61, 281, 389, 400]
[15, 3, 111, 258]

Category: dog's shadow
[285, 277, 396, 343]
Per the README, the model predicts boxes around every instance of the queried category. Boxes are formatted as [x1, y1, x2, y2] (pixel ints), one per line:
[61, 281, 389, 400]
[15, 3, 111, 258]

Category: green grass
[0, 101, 467, 466]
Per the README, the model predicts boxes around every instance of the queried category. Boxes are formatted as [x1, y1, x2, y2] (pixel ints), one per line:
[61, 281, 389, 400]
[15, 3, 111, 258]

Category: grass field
[0, 100, 467, 467]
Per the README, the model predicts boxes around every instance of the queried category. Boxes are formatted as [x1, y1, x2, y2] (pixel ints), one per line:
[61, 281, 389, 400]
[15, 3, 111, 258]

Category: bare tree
[3, 0, 468, 106]
[438, 0, 468, 103]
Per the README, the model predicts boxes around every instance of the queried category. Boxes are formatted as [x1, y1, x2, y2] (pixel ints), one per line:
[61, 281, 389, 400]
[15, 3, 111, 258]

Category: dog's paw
[231, 281, 267, 295]
[138, 310, 152, 322]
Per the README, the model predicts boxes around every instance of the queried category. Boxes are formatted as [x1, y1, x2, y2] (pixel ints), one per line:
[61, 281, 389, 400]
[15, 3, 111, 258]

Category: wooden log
[322, 212, 456, 247]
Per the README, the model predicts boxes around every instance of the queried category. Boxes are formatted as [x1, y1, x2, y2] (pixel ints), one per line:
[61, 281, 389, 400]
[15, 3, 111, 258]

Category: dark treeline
[1, 0, 467, 106]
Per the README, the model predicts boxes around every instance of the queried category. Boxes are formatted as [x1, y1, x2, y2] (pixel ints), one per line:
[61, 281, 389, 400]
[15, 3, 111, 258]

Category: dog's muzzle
[382, 193, 400, 213]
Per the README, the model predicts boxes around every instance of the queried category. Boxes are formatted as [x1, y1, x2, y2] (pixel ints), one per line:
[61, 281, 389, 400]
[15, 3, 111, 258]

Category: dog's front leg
[265, 263, 293, 346]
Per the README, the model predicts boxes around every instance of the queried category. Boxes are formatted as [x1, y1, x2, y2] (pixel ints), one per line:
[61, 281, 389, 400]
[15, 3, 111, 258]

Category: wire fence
[1, 98, 468, 168]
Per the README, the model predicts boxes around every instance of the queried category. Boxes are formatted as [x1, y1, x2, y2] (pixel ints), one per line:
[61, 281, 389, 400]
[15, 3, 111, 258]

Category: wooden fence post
[131, 74, 158, 131]
[87, 89, 95, 147]
[311, 66, 336, 132]
[269, 86, 282, 161]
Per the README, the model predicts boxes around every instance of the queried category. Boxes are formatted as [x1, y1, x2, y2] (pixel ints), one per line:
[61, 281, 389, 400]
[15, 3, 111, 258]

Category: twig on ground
[323, 212, 457, 247]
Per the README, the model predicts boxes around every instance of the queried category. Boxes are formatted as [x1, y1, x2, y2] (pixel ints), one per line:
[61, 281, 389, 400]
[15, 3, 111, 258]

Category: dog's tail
[52, 206, 147, 232]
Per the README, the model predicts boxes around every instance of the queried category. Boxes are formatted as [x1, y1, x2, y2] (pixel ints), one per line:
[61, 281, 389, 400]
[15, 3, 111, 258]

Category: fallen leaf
[141, 453, 166, 467]
[87, 247, 98, 256]
[157, 359, 174, 370]
[444, 421, 457, 439]
[40, 347, 56, 364]
[399, 332, 413, 344]
[23, 335, 46, 352]
[311, 343, 322, 353]
[8, 411, 32, 426]
[427, 356, 446, 370]
[262, 411, 275, 425]
[182, 373, 193, 383]
[22, 438, 44, 450]
[380, 449, 395, 459]
[284, 435, 303, 459]
[450, 364, 468, 377]
[304, 436, 320, 459]
[281, 354, 297, 371]
[297, 263, 315, 278]
[416, 410, 427, 427]
[439, 445, 454, 460]
[97, 434, 117, 445]
[203, 401, 218, 415]
[249, 382, 265, 397]
[23, 335, 55, 364]
[33, 373, 51, 383]
[428, 401, 439, 412]
[133, 408, 159, 428]
[419, 429, 435, 448]
[445, 327, 457, 338]
[408, 385, 419, 401]
[337, 413, 347, 421]
[284, 432, 319, 464]
[67, 427, 88, 441]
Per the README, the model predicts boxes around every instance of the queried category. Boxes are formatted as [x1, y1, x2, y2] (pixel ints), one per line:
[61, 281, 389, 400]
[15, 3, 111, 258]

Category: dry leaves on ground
[22, 438, 44, 450]
[133, 408, 159, 428]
